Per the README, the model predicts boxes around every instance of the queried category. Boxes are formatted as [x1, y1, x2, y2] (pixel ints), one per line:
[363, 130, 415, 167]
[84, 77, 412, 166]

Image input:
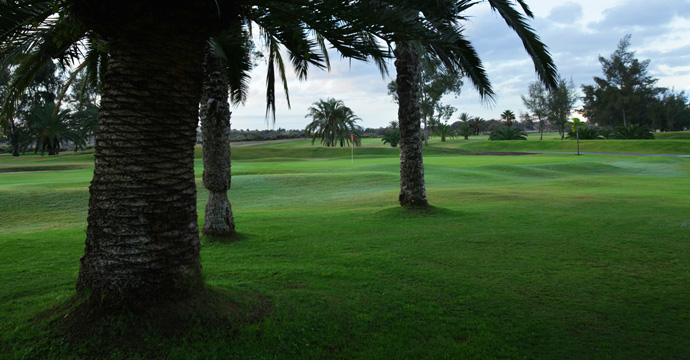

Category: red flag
[350, 134, 354, 141]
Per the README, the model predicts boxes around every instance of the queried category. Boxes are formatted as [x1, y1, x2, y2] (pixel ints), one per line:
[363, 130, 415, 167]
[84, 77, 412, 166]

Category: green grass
[1, 140, 690, 359]
[425, 132, 690, 155]
[654, 131, 690, 139]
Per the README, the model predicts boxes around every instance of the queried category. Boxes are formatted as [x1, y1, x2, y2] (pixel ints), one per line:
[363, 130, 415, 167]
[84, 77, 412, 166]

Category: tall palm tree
[394, 43, 429, 207]
[4, 0, 460, 307]
[305, 98, 362, 147]
[198, 28, 255, 239]
[470, 116, 486, 135]
[393, 0, 557, 208]
[199, 45, 235, 238]
[501, 109, 516, 127]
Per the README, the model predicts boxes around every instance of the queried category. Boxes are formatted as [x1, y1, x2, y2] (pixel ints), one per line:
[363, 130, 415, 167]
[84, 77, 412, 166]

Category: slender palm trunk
[622, 108, 628, 127]
[77, 32, 204, 306]
[423, 117, 429, 146]
[395, 45, 428, 208]
[200, 46, 235, 238]
[9, 123, 20, 157]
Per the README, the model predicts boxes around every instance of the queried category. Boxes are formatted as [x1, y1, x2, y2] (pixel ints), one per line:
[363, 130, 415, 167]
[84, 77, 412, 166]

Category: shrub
[613, 123, 654, 139]
[488, 126, 527, 140]
[434, 123, 455, 142]
[457, 125, 473, 140]
[599, 128, 614, 139]
[567, 126, 601, 140]
[381, 130, 400, 147]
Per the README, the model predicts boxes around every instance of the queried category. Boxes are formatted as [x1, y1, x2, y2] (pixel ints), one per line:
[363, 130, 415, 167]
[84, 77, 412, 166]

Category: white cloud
[231, 0, 690, 129]
[548, 2, 584, 24]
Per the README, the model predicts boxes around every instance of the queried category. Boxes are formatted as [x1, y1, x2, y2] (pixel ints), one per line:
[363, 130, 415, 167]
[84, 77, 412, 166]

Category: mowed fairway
[1, 138, 689, 359]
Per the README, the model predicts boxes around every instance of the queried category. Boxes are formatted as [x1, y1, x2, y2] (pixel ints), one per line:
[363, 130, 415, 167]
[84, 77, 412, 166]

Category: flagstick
[351, 135, 354, 163]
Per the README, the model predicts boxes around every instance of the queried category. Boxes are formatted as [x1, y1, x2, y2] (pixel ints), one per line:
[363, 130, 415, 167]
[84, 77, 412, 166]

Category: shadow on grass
[31, 286, 273, 359]
[373, 205, 467, 220]
[201, 231, 258, 245]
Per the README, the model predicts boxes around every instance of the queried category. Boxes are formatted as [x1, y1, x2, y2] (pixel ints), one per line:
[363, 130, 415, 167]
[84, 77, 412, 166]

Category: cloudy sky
[230, 0, 690, 130]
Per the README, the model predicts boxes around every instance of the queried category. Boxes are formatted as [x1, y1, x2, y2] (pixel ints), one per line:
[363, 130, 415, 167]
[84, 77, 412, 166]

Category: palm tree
[70, 104, 99, 151]
[305, 98, 362, 147]
[470, 116, 486, 135]
[599, 128, 614, 139]
[567, 117, 586, 155]
[196, 27, 257, 239]
[458, 112, 471, 124]
[26, 102, 83, 155]
[567, 125, 600, 140]
[435, 122, 455, 142]
[393, 0, 557, 208]
[381, 129, 400, 147]
[489, 126, 528, 140]
[613, 123, 655, 139]
[199, 45, 234, 238]
[394, 43, 429, 207]
[457, 124, 473, 140]
[501, 109, 516, 127]
[2, 1, 413, 307]
[2, 0, 556, 307]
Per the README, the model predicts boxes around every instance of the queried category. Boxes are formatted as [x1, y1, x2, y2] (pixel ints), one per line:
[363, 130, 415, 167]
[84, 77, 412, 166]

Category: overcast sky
[230, 0, 690, 130]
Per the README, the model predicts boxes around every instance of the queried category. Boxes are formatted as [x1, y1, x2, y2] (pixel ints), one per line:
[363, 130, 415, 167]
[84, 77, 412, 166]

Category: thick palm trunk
[395, 45, 428, 208]
[200, 46, 235, 238]
[77, 32, 204, 306]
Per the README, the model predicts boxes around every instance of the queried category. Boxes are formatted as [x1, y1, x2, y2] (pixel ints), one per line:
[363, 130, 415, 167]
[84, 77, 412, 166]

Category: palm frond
[1, 5, 89, 131]
[486, 0, 557, 90]
[209, 23, 253, 105]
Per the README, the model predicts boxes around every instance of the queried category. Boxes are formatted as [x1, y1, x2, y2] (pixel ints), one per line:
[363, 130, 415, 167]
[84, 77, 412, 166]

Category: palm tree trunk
[200, 46, 235, 238]
[622, 108, 628, 127]
[77, 31, 204, 306]
[9, 122, 20, 157]
[423, 117, 429, 146]
[395, 44, 428, 208]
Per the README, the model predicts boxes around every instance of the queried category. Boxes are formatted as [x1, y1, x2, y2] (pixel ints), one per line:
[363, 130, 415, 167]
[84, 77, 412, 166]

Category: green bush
[489, 126, 527, 140]
[599, 128, 614, 139]
[613, 123, 654, 139]
[567, 126, 601, 140]
[381, 130, 400, 147]
[457, 125, 473, 140]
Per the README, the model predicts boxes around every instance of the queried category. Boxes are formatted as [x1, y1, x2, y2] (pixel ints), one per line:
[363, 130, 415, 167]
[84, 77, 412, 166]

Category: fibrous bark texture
[395, 45, 429, 208]
[77, 31, 204, 306]
[200, 46, 235, 238]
